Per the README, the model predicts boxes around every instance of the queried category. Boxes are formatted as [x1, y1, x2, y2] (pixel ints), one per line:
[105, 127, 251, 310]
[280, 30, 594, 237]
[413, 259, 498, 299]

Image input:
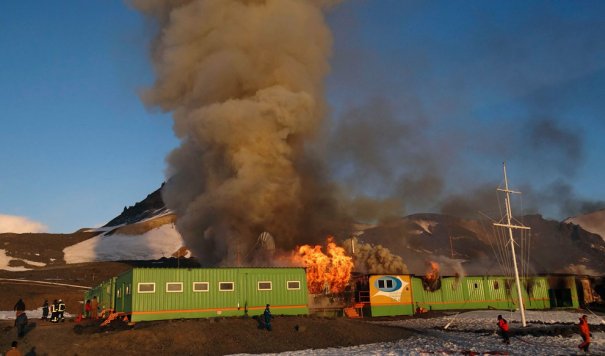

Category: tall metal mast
[493, 162, 530, 327]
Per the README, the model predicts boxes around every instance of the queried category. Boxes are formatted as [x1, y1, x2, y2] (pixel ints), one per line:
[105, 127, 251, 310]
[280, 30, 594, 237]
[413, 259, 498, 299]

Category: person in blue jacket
[263, 304, 272, 331]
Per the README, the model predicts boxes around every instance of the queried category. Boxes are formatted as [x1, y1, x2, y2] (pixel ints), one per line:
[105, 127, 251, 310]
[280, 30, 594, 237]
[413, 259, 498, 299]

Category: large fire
[422, 260, 441, 291]
[292, 236, 353, 294]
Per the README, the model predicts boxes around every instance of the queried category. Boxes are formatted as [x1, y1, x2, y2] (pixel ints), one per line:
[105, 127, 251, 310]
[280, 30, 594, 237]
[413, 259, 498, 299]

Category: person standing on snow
[41, 299, 49, 320]
[263, 304, 273, 331]
[578, 314, 590, 353]
[497, 315, 510, 344]
[49, 299, 59, 323]
[57, 299, 66, 322]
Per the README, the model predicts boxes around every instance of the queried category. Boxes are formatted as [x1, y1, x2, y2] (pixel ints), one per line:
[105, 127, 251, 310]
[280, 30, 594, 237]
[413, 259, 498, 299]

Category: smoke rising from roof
[133, 0, 347, 265]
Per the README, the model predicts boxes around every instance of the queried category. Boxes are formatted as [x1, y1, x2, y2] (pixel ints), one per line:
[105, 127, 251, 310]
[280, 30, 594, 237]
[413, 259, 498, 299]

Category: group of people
[84, 296, 99, 319]
[41, 298, 67, 323]
[496, 314, 592, 352]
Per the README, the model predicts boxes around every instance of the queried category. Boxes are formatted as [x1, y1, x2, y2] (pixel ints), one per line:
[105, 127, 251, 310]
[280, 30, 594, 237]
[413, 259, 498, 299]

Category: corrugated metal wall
[123, 268, 308, 321]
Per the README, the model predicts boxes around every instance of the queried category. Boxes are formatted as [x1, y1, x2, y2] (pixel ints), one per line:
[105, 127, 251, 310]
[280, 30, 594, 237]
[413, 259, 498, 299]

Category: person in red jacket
[497, 315, 510, 344]
[578, 314, 590, 353]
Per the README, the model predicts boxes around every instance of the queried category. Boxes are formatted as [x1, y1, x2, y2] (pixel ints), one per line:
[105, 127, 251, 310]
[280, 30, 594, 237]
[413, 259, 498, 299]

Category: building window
[137, 283, 156, 293]
[219, 282, 234, 292]
[494, 281, 499, 290]
[166, 282, 183, 293]
[193, 282, 209, 292]
[117, 288, 121, 298]
[106, 286, 111, 294]
[126, 284, 131, 295]
[287, 281, 301, 290]
[378, 279, 394, 289]
[258, 281, 272, 291]
[474, 283, 479, 289]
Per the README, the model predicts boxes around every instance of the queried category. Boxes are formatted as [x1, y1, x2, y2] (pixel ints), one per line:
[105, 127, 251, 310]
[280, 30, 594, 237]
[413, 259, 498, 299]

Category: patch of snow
[566, 210, 605, 242]
[0, 308, 72, 320]
[63, 224, 185, 263]
[0, 249, 31, 271]
[416, 219, 438, 235]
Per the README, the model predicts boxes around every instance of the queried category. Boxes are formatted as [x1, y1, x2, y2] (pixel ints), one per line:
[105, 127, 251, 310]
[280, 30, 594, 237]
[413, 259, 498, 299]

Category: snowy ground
[232, 310, 605, 356]
[0, 249, 47, 271]
[0, 308, 72, 320]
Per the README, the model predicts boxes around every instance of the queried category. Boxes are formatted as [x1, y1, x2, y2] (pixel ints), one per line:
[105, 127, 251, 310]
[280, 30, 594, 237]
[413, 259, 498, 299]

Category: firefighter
[497, 315, 510, 344]
[49, 299, 58, 323]
[57, 299, 66, 322]
[41, 300, 49, 321]
[263, 304, 272, 331]
[578, 314, 590, 353]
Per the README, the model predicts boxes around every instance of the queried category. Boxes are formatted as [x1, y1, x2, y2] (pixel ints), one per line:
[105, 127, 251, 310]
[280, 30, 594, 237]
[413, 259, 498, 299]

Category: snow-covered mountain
[1, 186, 604, 276]
[565, 209, 605, 242]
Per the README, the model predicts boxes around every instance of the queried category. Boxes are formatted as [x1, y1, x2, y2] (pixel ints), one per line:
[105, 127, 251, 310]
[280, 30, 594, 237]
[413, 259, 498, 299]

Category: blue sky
[1, 0, 604, 232]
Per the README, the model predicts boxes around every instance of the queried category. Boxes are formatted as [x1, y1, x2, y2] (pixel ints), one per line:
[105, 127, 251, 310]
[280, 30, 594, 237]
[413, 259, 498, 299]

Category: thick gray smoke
[326, 2, 605, 221]
[343, 237, 408, 274]
[133, 0, 347, 265]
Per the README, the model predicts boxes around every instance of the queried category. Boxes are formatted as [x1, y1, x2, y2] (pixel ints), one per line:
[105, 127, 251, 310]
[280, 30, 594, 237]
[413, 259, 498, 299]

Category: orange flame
[292, 236, 353, 294]
[425, 261, 440, 283]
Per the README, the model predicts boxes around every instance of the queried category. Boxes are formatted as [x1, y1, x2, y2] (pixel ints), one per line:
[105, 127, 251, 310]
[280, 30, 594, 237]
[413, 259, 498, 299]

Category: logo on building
[373, 276, 407, 302]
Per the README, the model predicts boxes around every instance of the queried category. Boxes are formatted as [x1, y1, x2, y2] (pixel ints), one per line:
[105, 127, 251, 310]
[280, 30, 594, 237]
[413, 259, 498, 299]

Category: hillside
[1, 186, 604, 277]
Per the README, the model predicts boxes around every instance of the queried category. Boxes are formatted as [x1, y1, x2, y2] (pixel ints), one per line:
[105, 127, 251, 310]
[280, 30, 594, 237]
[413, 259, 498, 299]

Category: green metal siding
[411, 275, 552, 313]
[119, 268, 308, 322]
[96, 277, 116, 311]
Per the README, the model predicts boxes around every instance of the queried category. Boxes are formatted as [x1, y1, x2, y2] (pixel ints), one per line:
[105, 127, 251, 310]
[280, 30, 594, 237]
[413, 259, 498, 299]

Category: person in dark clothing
[263, 304, 272, 331]
[41, 300, 49, 320]
[14, 298, 25, 318]
[15, 312, 27, 338]
[578, 314, 590, 352]
[497, 315, 510, 344]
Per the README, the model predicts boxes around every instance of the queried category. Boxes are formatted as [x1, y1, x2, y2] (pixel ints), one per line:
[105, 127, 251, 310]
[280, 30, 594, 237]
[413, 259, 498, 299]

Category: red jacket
[579, 319, 590, 340]
[498, 319, 509, 332]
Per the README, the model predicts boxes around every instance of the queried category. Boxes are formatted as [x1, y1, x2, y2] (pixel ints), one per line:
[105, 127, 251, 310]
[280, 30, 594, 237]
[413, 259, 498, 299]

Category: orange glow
[292, 236, 353, 294]
[425, 261, 440, 283]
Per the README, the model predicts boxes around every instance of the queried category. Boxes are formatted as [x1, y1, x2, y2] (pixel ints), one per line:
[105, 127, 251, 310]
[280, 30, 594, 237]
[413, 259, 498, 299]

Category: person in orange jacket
[6, 341, 22, 356]
[578, 314, 590, 353]
[497, 315, 510, 344]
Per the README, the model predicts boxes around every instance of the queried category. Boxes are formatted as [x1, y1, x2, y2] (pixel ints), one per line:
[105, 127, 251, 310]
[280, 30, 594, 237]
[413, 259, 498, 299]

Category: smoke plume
[343, 237, 408, 274]
[133, 0, 345, 265]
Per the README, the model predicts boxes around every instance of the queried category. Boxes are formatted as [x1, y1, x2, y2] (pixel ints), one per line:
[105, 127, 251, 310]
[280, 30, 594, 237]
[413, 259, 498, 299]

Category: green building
[85, 277, 117, 312]
[411, 275, 553, 312]
[361, 274, 579, 317]
[88, 267, 309, 322]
